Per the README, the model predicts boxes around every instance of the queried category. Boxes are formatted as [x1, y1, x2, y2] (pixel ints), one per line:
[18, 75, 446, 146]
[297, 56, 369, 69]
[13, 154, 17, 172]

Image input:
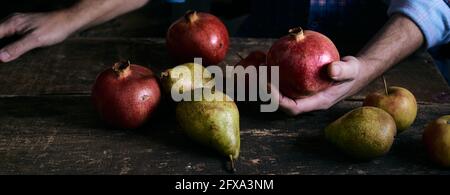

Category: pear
[325, 107, 397, 160]
[423, 115, 450, 167]
[160, 63, 214, 94]
[176, 88, 240, 163]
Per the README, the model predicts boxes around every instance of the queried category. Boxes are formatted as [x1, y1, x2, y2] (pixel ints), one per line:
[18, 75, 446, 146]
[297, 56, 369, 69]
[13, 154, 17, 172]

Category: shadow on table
[2, 95, 449, 174]
[0, 95, 230, 172]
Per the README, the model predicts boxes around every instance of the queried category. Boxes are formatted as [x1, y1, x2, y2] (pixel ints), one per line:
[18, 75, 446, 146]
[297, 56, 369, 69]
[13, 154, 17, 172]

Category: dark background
[0, 0, 448, 83]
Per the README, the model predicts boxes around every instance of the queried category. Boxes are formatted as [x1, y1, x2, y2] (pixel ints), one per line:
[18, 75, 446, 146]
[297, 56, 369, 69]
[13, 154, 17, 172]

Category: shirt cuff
[388, 0, 450, 49]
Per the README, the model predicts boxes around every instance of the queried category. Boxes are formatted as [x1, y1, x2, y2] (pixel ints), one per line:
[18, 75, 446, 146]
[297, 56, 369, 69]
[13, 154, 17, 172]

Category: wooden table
[0, 38, 449, 175]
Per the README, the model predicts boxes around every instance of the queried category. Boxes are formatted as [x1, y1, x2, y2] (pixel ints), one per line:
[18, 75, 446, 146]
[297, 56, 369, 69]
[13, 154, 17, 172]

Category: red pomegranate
[166, 11, 229, 66]
[232, 51, 267, 101]
[267, 27, 340, 98]
[235, 50, 267, 88]
[92, 61, 161, 129]
[236, 51, 267, 68]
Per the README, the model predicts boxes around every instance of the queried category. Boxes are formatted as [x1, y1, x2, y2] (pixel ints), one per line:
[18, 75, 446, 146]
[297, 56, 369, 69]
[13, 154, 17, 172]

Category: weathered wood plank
[0, 38, 448, 103]
[0, 95, 448, 175]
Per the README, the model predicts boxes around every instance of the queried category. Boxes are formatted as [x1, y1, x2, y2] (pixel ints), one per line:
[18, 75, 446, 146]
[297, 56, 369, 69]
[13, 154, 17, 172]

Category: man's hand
[271, 56, 369, 116]
[0, 12, 76, 62]
[271, 14, 424, 116]
[0, 0, 149, 63]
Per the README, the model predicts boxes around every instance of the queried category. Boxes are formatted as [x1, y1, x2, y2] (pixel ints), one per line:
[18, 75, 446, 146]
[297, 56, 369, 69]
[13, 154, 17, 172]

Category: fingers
[268, 84, 301, 116]
[0, 13, 29, 39]
[269, 83, 343, 116]
[0, 34, 41, 62]
[290, 93, 334, 114]
[0, 19, 17, 39]
[269, 56, 362, 116]
[0, 13, 38, 62]
[328, 56, 359, 81]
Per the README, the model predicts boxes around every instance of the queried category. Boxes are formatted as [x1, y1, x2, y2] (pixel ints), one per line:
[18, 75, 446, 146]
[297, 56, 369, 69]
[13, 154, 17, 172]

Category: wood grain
[0, 95, 449, 175]
[0, 38, 448, 103]
[0, 38, 448, 174]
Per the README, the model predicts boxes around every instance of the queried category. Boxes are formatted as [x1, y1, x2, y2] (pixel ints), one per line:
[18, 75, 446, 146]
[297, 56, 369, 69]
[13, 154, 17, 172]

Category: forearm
[0, 0, 150, 62]
[63, 0, 150, 32]
[356, 14, 424, 82]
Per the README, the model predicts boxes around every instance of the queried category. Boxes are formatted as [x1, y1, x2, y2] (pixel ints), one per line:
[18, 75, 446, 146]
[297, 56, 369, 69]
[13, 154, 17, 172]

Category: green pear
[363, 86, 417, 133]
[325, 107, 397, 160]
[176, 88, 240, 160]
[160, 63, 214, 94]
[423, 115, 450, 167]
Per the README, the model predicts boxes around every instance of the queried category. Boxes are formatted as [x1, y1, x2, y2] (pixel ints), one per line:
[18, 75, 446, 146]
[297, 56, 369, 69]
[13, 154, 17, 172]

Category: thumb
[328, 56, 359, 81]
[0, 35, 41, 62]
[267, 83, 281, 102]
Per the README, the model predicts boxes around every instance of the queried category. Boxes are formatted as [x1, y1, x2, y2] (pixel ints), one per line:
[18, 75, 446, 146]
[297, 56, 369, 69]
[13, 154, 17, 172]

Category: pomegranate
[267, 27, 340, 98]
[92, 61, 161, 129]
[235, 50, 267, 89]
[231, 51, 267, 102]
[235, 51, 267, 68]
[166, 11, 229, 66]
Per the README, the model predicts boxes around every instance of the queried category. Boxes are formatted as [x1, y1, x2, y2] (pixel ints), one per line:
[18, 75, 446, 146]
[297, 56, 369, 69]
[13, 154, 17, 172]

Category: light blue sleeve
[388, 0, 450, 49]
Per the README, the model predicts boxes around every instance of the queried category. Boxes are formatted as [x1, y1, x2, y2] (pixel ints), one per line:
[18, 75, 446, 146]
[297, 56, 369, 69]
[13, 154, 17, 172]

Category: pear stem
[229, 155, 236, 173]
[160, 69, 171, 80]
[235, 52, 244, 61]
[383, 76, 389, 96]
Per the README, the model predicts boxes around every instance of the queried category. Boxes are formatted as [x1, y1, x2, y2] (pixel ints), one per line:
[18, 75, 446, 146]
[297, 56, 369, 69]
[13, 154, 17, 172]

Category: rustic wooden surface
[0, 38, 448, 103]
[0, 38, 449, 175]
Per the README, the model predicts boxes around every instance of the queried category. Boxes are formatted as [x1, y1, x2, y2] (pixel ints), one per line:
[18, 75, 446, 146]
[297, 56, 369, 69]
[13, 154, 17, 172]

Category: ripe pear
[423, 115, 450, 167]
[325, 107, 397, 160]
[160, 63, 214, 94]
[363, 86, 417, 133]
[176, 88, 240, 160]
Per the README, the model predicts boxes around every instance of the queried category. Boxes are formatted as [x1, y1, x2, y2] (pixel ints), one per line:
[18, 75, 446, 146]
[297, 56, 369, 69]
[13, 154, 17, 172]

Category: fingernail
[0, 51, 11, 62]
[331, 65, 341, 79]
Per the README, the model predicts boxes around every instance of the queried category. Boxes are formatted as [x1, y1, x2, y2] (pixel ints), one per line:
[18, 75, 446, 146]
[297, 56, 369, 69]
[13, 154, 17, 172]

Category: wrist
[49, 9, 86, 35]
[58, 4, 99, 33]
[354, 55, 378, 84]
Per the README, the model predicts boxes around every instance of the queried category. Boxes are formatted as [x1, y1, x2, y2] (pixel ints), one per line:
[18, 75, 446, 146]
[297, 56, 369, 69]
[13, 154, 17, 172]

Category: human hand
[0, 11, 78, 62]
[271, 56, 372, 116]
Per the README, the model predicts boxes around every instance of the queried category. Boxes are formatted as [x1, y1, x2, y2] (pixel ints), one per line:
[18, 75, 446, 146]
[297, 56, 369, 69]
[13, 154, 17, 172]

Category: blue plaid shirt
[307, 0, 377, 32]
[165, 0, 449, 49]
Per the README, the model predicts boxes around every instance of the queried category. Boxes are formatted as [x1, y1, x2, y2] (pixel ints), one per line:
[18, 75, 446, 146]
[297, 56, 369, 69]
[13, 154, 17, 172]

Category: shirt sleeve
[388, 0, 450, 49]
